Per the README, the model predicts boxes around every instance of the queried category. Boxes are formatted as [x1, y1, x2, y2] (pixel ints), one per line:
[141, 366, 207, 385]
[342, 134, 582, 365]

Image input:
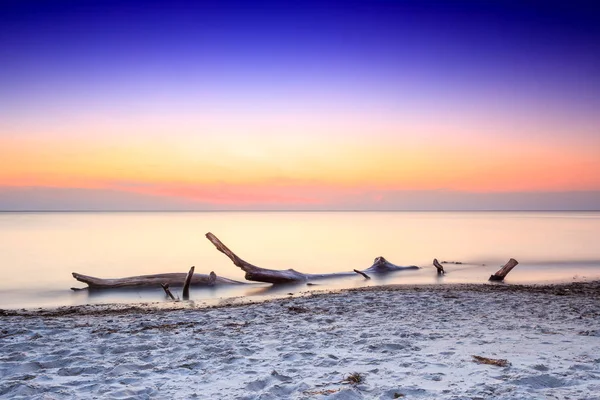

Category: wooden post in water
[161, 283, 176, 300]
[489, 258, 519, 281]
[182, 266, 195, 300]
[433, 259, 445, 275]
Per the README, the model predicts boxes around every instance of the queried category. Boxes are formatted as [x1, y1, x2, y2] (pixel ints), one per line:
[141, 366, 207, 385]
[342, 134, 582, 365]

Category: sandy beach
[4, 0, 600, 398]
[1, 281, 599, 399]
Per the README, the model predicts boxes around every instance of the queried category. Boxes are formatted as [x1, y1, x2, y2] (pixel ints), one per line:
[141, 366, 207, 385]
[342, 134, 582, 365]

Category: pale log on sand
[205, 232, 419, 284]
[433, 258, 445, 275]
[182, 266, 195, 300]
[71, 272, 244, 290]
[489, 258, 519, 281]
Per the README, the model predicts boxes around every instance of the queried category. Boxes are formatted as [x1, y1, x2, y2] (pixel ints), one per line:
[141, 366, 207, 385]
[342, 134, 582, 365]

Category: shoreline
[2, 279, 599, 317]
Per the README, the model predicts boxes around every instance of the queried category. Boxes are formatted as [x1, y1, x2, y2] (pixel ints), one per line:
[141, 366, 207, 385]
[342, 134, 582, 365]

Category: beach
[1, 281, 599, 399]
[3, 1, 600, 398]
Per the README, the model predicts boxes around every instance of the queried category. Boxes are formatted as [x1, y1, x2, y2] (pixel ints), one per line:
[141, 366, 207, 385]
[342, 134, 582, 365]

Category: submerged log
[205, 232, 419, 284]
[489, 258, 519, 281]
[71, 272, 244, 289]
[433, 258, 445, 275]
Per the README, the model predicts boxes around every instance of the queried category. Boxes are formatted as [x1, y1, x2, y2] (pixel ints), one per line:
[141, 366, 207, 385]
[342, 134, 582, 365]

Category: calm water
[1, 211, 599, 309]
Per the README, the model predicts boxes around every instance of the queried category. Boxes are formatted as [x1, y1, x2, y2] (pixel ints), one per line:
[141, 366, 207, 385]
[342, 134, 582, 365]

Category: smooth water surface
[1, 211, 599, 309]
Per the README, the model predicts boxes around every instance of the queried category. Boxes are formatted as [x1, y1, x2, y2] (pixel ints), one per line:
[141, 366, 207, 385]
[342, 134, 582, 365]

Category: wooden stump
[489, 258, 519, 281]
[433, 259, 445, 275]
[208, 271, 217, 286]
[182, 266, 195, 300]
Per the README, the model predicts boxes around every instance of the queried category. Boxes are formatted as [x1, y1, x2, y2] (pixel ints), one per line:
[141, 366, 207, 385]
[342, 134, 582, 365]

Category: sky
[1, 0, 599, 210]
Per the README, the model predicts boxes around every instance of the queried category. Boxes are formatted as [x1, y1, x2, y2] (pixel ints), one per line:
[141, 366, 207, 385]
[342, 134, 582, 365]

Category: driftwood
[433, 259, 445, 275]
[161, 283, 176, 300]
[71, 272, 244, 289]
[182, 266, 195, 300]
[489, 258, 519, 281]
[205, 232, 418, 284]
[208, 271, 217, 286]
[353, 269, 371, 279]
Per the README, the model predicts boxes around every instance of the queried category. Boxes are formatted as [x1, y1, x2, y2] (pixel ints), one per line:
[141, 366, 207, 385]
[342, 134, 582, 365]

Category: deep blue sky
[1, 0, 599, 210]
[2, 0, 599, 116]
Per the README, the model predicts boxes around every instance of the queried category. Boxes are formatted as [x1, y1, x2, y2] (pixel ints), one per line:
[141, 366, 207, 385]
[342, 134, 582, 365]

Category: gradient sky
[1, 0, 599, 210]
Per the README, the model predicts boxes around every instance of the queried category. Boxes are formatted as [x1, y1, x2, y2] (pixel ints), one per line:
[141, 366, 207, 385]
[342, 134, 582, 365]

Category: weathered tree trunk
[433, 259, 445, 275]
[205, 232, 419, 284]
[182, 266, 195, 300]
[489, 258, 519, 281]
[71, 272, 244, 289]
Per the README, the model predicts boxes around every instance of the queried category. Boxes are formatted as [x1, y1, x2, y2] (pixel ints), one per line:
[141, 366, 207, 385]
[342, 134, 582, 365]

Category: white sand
[1, 283, 599, 399]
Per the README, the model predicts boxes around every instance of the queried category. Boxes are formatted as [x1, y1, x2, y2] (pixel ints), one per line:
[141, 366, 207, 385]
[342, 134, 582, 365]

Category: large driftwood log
[205, 232, 419, 284]
[71, 272, 244, 289]
[489, 258, 519, 281]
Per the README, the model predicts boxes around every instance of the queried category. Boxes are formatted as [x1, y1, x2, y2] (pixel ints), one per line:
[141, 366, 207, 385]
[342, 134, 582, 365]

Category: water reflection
[1, 211, 599, 309]
[2, 258, 600, 310]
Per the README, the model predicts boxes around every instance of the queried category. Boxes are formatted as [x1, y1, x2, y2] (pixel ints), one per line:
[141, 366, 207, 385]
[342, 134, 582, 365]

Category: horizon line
[1, 209, 599, 213]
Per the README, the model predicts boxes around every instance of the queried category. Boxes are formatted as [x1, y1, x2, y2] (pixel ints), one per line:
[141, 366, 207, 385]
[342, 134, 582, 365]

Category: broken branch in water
[433, 258, 445, 275]
[182, 266, 195, 300]
[353, 269, 371, 279]
[489, 258, 519, 281]
[161, 283, 176, 300]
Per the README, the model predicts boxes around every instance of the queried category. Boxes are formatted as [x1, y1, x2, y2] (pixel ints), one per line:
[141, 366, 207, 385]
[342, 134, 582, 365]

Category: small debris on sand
[472, 355, 511, 367]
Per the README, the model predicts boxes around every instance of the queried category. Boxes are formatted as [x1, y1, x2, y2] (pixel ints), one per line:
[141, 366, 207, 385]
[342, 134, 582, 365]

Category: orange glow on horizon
[2, 109, 600, 207]
[1, 132, 599, 199]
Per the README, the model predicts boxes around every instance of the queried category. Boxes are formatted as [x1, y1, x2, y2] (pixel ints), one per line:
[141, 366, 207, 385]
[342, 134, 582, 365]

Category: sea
[1, 211, 599, 310]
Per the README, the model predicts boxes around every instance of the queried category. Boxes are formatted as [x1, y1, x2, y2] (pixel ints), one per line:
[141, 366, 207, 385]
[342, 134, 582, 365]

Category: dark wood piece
[205, 232, 418, 284]
[353, 269, 371, 279]
[161, 283, 176, 300]
[182, 266, 195, 300]
[433, 258, 445, 275]
[489, 258, 519, 281]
